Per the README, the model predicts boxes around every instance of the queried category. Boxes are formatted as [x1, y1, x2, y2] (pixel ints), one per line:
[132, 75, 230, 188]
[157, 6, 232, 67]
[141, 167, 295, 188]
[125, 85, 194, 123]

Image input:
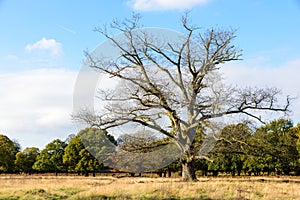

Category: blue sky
[1, 0, 300, 149]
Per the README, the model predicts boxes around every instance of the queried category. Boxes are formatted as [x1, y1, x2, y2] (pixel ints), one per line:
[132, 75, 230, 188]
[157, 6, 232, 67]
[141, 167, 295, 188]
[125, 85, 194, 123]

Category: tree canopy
[63, 128, 109, 176]
[15, 147, 39, 174]
[0, 134, 19, 172]
[33, 139, 67, 174]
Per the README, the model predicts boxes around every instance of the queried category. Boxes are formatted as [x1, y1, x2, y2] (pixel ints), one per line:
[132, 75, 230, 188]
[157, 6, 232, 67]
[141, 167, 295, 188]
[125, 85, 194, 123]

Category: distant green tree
[75, 148, 104, 176]
[242, 154, 266, 175]
[33, 139, 67, 175]
[15, 147, 39, 174]
[63, 135, 85, 173]
[208, 123, 251, 176]
[0, 134, 18, 172]
[249, 119, 299, 175]
[63, 128, 112, 176]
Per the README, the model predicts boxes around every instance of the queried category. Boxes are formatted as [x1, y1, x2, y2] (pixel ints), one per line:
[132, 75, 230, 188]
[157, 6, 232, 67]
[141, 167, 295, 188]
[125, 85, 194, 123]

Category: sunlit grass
[0, 175, 299, 199]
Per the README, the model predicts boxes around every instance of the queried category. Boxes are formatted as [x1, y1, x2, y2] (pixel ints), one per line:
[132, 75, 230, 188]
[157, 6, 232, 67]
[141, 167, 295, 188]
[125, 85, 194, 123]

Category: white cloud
[0, 69, 77, 149]
[25, 38, 63, 56]
[129, 0, 209, 11]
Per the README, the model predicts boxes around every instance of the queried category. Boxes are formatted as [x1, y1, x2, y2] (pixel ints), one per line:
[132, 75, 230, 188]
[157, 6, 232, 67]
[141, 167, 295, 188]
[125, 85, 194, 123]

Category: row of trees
[123, 118, 300, 177]
[198, 119, 300, 176]
[1, 118, 300, 176]
[0, 128, 111, 176]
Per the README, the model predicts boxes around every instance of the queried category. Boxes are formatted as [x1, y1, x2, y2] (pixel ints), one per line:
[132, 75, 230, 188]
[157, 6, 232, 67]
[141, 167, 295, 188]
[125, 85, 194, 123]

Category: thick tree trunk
[181, 160, 197, 181]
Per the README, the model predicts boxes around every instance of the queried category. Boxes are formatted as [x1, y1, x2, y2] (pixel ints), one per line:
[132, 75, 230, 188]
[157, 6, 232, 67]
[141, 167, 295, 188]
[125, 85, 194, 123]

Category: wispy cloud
[129, 0, 209, 11]
[25, 38, 63, 56]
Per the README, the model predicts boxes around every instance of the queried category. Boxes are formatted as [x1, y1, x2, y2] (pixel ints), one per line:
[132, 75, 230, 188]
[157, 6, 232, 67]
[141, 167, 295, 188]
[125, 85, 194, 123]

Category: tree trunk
[213, 171, 218, 176]
[181, 160, 197, 181]
[168, 168, 171, 177]
[130, 172, 135, 177]
[158, 171, 162, 177]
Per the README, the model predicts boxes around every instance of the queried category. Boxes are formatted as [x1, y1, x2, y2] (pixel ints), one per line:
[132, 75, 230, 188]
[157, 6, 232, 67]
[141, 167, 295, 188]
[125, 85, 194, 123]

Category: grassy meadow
[0, 175, 299, 200]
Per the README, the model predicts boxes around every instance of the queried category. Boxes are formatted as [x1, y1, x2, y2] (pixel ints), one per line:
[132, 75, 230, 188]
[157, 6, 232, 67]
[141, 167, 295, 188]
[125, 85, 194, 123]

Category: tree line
[1, 118, 299, 177]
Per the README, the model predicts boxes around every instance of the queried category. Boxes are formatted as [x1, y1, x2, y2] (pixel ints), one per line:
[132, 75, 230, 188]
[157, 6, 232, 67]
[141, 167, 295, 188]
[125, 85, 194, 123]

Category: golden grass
[0, 175, 299, 199]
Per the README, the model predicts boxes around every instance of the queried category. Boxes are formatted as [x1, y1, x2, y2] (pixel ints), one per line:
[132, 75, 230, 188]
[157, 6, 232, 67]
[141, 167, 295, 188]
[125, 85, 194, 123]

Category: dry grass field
[0, 175, 299, 200]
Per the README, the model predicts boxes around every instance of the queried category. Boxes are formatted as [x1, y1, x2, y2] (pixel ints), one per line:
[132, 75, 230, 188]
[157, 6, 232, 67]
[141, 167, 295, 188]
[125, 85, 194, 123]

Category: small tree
[75, 14, 290, 181]
[15, 147, 39, 174]
[33, 139, 67, 175]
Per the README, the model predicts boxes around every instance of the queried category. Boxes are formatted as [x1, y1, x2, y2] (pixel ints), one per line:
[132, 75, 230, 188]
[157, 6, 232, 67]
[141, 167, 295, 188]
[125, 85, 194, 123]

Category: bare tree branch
[74, 13, 290, 181]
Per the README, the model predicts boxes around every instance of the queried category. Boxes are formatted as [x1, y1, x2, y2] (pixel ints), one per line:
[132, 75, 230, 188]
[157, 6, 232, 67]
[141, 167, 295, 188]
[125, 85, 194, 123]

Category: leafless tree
[74, 14, 290, 181]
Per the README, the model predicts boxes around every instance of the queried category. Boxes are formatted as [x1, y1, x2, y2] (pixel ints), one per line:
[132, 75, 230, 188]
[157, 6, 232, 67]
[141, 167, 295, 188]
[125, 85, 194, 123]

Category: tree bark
[181, 160, 197, 181]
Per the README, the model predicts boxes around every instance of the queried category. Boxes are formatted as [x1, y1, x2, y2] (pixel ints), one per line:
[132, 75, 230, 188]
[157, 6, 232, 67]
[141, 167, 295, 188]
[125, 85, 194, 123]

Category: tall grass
[0, 175, 299, 199]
